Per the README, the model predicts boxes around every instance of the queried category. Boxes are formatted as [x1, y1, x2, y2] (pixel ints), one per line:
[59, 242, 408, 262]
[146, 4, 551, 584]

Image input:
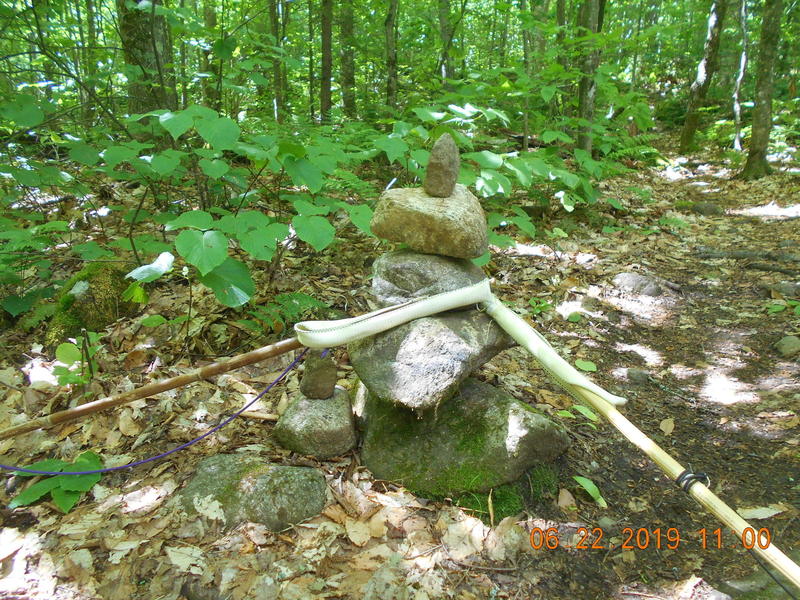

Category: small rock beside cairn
[350, 133, 569, 497]
[273, 350, 357, 459]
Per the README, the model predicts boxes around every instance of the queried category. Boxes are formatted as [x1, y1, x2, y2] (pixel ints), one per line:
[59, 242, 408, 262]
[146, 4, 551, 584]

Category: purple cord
[0, 348, 309, 476]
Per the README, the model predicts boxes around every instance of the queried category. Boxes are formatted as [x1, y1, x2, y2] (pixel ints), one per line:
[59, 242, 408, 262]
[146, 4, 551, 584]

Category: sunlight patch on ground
[700, 368, 759, 405]
[601, 293, 677, 327]
[509, 242, 598, 268]
[614, 342, 663, 366]
[728, 202, 800, 220]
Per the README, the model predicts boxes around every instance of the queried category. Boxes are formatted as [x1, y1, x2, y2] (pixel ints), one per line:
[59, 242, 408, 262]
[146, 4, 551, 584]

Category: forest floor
[0, 138, 798, 600]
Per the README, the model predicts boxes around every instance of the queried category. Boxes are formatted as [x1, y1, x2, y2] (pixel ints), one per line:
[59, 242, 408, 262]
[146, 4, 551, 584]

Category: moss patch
[44, 263, 135, 347]
[454, 483, 526, 525]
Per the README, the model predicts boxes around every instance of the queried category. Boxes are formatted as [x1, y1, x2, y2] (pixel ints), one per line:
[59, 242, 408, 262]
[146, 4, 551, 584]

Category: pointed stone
[299, 350, 337, 399]
[424, 133, 460, 197]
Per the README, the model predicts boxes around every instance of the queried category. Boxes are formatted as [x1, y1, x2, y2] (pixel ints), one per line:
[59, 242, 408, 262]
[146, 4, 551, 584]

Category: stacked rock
[273, 350, 357, 459]
[350, 134, 569, 497]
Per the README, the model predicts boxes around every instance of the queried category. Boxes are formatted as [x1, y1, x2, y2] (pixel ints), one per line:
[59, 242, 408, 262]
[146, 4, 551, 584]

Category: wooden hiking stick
[0, 337, 302, 441]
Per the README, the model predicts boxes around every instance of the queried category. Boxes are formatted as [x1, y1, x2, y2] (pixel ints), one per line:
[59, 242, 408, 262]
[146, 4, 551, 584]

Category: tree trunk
[739, 0, 783, 179]
[202, 0, 221, 111]
[339, 0, 357, 118]
[437, 0, 453, 81]
[116, 0, 177, 113]
[268, 0, 285, 122]
[678, 0, 728, 153]
[385, 0, 399, 108]
[308, 0, 316, 120]
[577, 0, 603, 154]
[320, 0, 333, 121]
[497, 2, 511, 68]
[732, 0, 749, 151]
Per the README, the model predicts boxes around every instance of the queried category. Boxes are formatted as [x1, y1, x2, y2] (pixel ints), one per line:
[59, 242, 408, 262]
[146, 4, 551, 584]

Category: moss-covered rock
[177, 454, 327, 531]
[44, 263, 136, 347]
[273, 388, 357, 458]
[361, 378, 569, 497]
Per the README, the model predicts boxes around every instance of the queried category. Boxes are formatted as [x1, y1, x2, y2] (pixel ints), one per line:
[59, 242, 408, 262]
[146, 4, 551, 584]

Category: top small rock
[424, 133, 459, 197]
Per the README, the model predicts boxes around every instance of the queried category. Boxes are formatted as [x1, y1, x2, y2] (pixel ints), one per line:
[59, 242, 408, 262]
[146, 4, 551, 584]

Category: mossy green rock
[178, 454, 327, 531]
[361, 378, 569, 496]
[45, 263, 136, 346]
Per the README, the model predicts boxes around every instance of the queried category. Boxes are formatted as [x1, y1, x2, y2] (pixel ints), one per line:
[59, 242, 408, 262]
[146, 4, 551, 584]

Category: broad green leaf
[542, 130, 573, 144]
[68, 143, 100, 166]
[567, 312, 582, 323]
[573, 404, 599, 422]
[509, 215, 536, 238]
[56, 343, 82, 365]
[102, 145, 139, 168]
[51, 487, 82, 513]
[212, 35, 237, 59]
[8, 477, 61, 508]
[292, 215, 335, 252]
[540, 85, 557, 103]
[374, 136, 409, 164]
[199, 158, 230, 179]
[573, 476, 608, 508]
[195, 116, 240, 150]
[141, 314, 168, 327]
[412, 107, 446, 122]
[476, 169, 512, 197]
[126, 251, 175, 282]
[159, 110, 194, 139]
[1, 294, 35, 317]
[506, 159, 532, 187]
[575, 359, 597, 372]
[463, 150, 503, 169]
[284, 157, 324, 193]
[1, 94, 44, 127]
[122, 282, 148, 304]
[471, 251, 491, 267]
[293, 198, 330, 216]
[13, 458, 68, 477]
[11, 167, 41, 187]
[165, 210, 214, 231]
[607, 198, 624, 210]
[175, 229, 228, 275]
[238, 223, 289, 260]
[150, 152, 181, 176]
[344, 204, 373, 236]
[72, 241, 114, 260]
[199, 258, 255, 308]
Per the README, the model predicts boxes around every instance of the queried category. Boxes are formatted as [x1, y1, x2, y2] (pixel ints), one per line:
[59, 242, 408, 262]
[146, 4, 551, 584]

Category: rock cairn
[350, 134, 569, 497]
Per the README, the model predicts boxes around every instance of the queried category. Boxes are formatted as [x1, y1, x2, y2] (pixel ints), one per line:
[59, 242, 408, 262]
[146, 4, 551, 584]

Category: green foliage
[52, 331, 102, 386]
[766, 299, 800, 317]
[528, 297, 554, 316]
[9, 451, 103, 513]
[245, 293, 329, 334]
[572, 475, 608, 508]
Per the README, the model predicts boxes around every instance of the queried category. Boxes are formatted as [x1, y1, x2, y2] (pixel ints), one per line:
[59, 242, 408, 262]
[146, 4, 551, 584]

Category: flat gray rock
[177, 454, 326, 531]
[372, 249, 486, 307]
[370, 185, 488, 259]
[273, 388, 357, 458]
[349, 311, 514, 411]
[613, 272, 666, 296]
[424, 133, 459, 197]
[361, 378, 570, 496]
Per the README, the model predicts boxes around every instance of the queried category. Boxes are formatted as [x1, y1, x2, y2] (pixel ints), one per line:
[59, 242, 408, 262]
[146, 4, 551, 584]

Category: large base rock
[370, 185, 488, 259]
[273, 388, 357, 458]
[361, 378, 569, 496]
[349, 311, 513, 411]
[177, 454, 327, 531]
[372, 249, 487, 307]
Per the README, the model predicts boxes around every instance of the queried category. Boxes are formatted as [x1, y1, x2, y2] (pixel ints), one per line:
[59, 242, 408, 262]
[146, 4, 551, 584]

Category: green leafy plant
[572, 475, 608, 508]
[52, 331, 102, 386]
[528, 297, 554, 315]
[556, 404, 599, 430]
[9, 451, 103, 513]
[244, 292, 329, 334]
[766, 299, 800, 316]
